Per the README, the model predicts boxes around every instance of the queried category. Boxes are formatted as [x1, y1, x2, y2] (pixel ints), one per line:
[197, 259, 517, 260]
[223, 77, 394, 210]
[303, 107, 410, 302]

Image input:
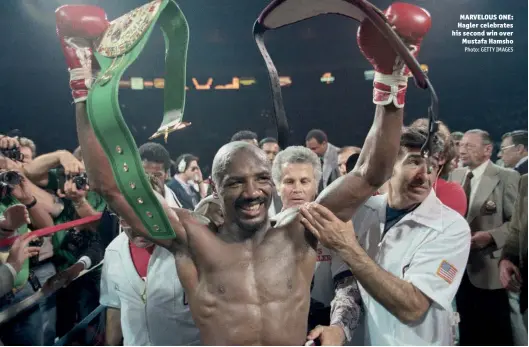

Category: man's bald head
[212, 141, 269, 187]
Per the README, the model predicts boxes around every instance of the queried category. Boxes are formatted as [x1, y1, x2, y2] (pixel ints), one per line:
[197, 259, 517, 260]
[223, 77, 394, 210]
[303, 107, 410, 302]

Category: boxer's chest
[197, 232, 314, 305]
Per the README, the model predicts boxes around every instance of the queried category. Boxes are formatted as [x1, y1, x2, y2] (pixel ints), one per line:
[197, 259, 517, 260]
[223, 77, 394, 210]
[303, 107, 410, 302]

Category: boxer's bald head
[212, 141, 268, 187]
[212, 141, 272, 235]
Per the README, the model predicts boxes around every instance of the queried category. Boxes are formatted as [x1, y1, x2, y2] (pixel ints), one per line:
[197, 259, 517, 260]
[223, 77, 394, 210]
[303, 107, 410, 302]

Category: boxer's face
[219, 150, 272, 233]
[278, 163, 318, 209]
[390, 148, 435, 206]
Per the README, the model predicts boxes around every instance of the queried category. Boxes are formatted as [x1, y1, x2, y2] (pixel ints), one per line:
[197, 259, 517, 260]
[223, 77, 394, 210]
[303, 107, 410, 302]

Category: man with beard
[300, 127, 471, 345]
[56, 2, 431, 344]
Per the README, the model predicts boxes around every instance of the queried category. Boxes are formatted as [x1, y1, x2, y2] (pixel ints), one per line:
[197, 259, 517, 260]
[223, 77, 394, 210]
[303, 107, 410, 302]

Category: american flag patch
[436, 260, 458, 284]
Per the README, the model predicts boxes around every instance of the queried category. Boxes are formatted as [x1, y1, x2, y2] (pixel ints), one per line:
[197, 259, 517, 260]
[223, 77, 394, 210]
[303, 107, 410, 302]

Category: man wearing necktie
[498, 130, 528, 175]
[449, 129, 520, 345]
[305, 129, 340, 194]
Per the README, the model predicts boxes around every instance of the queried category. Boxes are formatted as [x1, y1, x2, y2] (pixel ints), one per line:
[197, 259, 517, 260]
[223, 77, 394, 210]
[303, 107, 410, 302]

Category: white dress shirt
[465, 159, 490, 207]
[100, 234, 200, 346]
[352, 190, 471, 345]
[515, 156, 528, 169]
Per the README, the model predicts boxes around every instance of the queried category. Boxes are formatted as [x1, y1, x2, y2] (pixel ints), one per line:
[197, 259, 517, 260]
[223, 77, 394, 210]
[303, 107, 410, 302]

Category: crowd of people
[0, 122, 526, 345]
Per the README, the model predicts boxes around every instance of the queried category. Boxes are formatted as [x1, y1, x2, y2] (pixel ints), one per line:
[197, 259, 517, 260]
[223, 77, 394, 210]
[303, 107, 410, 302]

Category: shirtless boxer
[56, 3, 431, 344]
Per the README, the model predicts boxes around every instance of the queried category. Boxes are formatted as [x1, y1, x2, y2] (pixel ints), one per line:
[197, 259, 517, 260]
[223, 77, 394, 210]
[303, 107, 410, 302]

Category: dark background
[0, 0, 527, 172]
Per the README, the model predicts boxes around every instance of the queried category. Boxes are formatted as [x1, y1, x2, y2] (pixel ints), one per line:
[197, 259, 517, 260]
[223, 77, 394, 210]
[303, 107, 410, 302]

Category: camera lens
[0, 171, 21, 185]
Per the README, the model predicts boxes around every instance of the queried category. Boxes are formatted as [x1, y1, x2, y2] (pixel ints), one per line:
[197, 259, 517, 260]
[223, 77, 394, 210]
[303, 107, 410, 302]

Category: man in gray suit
[305, 129, 340, 193]
[450, 129, 520, 345]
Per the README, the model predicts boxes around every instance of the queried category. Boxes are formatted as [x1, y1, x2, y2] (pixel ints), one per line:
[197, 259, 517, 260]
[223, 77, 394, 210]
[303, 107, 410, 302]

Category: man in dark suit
[499, 130, 528, 175]
[167, 154, 207, 210]
[449, 129, 520, 345]
[500, 174, 528, 344]
[305, 129, 340, 193]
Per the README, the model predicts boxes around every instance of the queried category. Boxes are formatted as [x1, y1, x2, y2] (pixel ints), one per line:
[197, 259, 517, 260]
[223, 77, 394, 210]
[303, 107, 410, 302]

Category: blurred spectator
[0, 170, 56, 346]
[410, 119, 467, 216]
[259, 137, 280, 163]
[499, 130, 528, 174]
[230, 130, 258, 146]
[18, 137, 36, 164]
[451, 131, 464, 169]
[450, 129, 520, 345]
[337, 146, 361, 176]
[100, 177, 200, 346]
[168, 153, 207, 210]
[0, 234, 40, 297]
[305, 129, 340, 193]
[138, 142, 181, 208]
[271, 146, 360, 345]
[500, 174, 528, 344]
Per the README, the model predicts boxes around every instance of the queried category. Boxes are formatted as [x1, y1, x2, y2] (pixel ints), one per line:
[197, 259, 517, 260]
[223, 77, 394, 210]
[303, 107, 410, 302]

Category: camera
[0, 170, 22, 199]
[0, 148, 24, 162]
[0, 170, 22, 185]
[56, 167, 88, 191]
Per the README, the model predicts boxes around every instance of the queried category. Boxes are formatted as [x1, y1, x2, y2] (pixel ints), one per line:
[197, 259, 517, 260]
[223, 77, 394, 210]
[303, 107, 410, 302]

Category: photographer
[38, 149, 106, 339]
[0, 233, 40, 297]
[0, 169, 56, 346]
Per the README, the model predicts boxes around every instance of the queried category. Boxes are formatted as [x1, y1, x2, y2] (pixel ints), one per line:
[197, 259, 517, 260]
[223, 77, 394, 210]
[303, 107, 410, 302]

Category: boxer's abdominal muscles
[181, 231, 315, 345]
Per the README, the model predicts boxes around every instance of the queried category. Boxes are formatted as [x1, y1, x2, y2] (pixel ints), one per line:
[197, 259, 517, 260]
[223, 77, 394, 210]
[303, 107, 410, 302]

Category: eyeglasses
[499, 144, 516, 152]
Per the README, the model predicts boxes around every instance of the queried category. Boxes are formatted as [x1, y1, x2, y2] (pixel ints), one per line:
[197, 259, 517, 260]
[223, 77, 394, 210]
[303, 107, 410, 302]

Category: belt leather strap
[253, 0, 439, 156]
[87, 0, 189, 239]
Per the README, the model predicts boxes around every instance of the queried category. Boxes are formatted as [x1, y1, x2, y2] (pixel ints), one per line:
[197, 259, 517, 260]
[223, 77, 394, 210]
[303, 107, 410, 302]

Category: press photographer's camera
[56, 167, 88, 191]
[0, 147, 23, 162]
[0, 170, 22, 185]
[0, 170, 22, 199]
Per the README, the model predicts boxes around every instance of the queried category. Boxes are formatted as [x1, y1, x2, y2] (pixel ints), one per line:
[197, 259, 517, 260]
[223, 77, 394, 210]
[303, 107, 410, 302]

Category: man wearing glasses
[449, 129, 520, 345]
[498, 130, 528, 175]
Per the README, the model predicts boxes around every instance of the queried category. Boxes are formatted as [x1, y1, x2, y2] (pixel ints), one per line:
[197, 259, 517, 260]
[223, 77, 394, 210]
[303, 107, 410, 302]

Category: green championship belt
[87, 0, 189, 239]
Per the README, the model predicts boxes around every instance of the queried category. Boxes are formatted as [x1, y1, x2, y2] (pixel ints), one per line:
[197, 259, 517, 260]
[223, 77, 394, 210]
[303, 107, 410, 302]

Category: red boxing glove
[357, 2, 431, 108]
[55, 5, 110, 103]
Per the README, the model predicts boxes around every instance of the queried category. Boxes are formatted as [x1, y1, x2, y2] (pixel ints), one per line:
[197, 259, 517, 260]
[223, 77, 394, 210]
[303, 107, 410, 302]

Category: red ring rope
[0, 213, 102, 248]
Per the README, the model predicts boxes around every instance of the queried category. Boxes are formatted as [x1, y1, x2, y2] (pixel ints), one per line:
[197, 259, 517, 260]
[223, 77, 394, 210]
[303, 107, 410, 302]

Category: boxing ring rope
[54, 304, 106, 346]
[0, 213, 106, 342]
[0, 213, 102, 248]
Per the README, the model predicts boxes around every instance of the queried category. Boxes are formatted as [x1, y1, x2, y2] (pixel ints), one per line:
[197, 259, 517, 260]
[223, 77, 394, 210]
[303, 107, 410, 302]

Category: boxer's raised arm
[317, 105, 402, 221]
[75, 103, 188, 252]
[55, 5, 188, 252]
[316, 3, 432, 222]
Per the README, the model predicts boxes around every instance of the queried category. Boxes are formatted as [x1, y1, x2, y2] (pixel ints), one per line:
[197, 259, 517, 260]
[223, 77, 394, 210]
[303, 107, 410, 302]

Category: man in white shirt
[100, 175, 200, 346]
[301, 127, 471, 345]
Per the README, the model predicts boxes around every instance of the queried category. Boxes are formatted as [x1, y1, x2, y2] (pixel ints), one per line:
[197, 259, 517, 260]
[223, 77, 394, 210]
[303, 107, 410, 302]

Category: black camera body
[56, 167, 88, 191]
[1, 148, 24, 162]
[0, 170, 22, 199]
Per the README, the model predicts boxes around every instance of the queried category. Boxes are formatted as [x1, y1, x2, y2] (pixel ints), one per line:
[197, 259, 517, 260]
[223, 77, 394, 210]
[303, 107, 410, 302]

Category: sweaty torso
[175, 211, 316, 345]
